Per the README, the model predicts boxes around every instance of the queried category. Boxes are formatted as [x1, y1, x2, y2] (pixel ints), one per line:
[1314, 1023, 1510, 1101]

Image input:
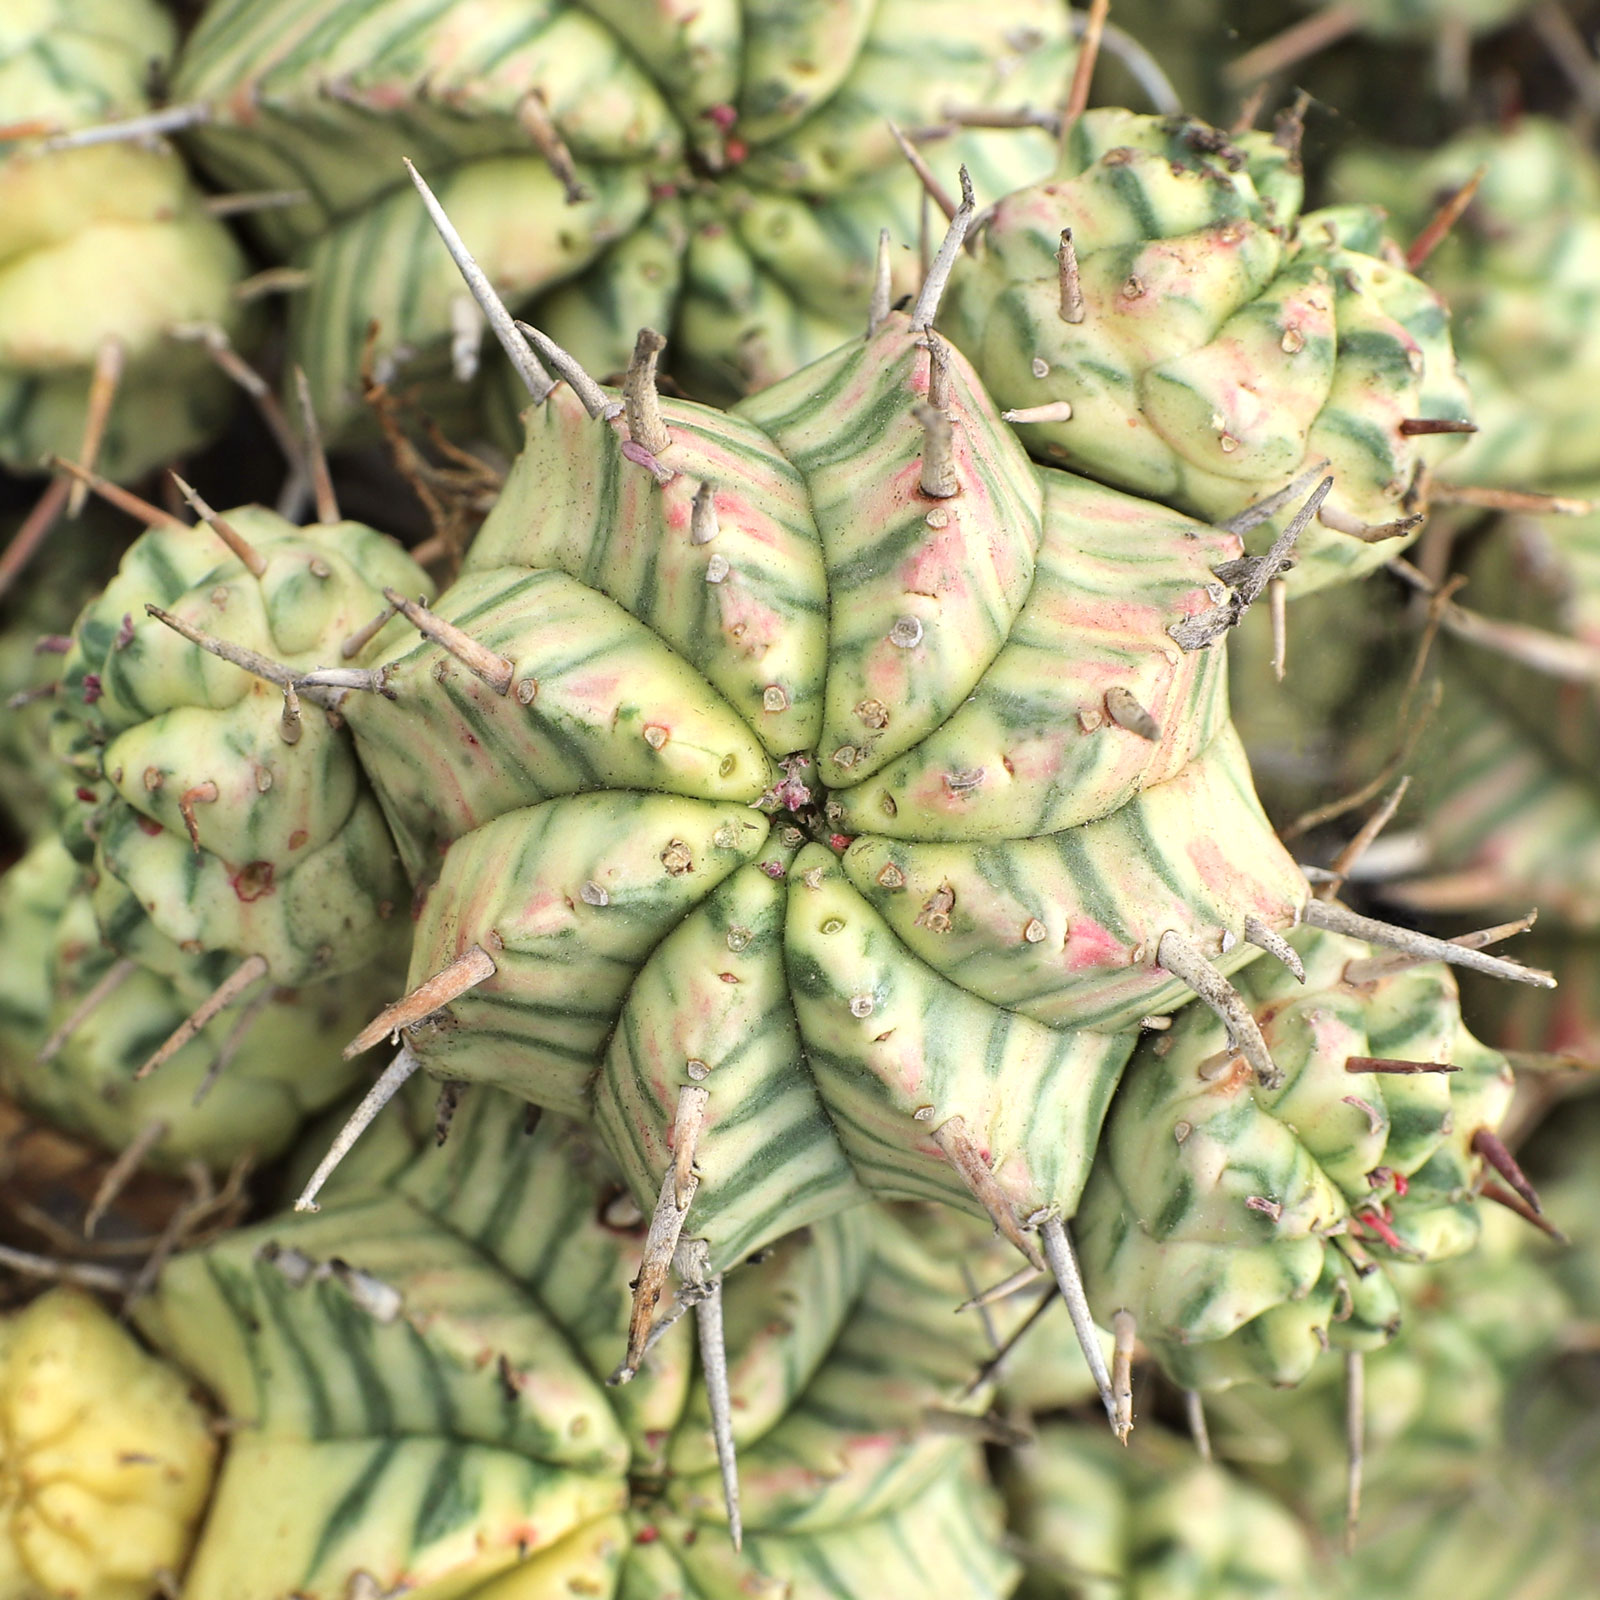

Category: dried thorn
[169, 473, 267, 575]
[515, 88, 589, 203]
[403, 159, 553, 402]
[280, 683, 303, 745]
[235, 266, 313, 303]
[136, 955, 269, 1080]
[1003, 400, 1075, 424]
[1341, 910, 1534, 985]
[191, 989, 273, 1107]
[622, 1084, 709, 1374]
[0, 477, 69, 603]
[694, 1278, 743, 1551]
[1299, 899, 1556, 988]
[39, 102, 211, 152]
[48, 457, 182, 529]
[1319, 503, 1425, 544]
[887, 121, 958, 222]
[1039, 1214, 1117, 1432]
[514, 322, 618, 419]
[1171, 478, 1332, 651]
[295, 665, 395, 701]
[1405, 165, 1488, 271]
[1344, 1349, 1364, 1554]
[910, 166, 975, 332]
[434, 1081, 465, 1146]
[1471, 1127, 1543, 1214]
[1225, 3, 1363, 87]
[1105, 686, 1160, 741]
[961, 1286, 1058, 1399]
[1110, 1309, 1136, 1443]
[1243, 916, 1304, 981]
[1344, 1056, 1458, 1076]
[925, 333, 953, 412]
[171, 323, 306, 476]
[1156, 930, 1282, 1088]
[1399, 417, 1477, 436]
[1184, 1388, 1213, 1462]
[0, 1243, 132, 1293]
[867, 228, 893, 336]
[293, 368, 340, 525]
[1480, 1179, 1567, 1243]
[382, 588, 513, 695]
[957, 1262, 1044, 1311]
[178, 780, 219, 852]
[295, 1047, 421, 1212]
[144, 605, 295, 690]
[343, 945, 497, 1060]
[931, 1116, 1044, 1270]
[623, 327, 671, 458]
[339, 604, 398, 660]
[690, 481, 720, 545]
[915, 403, 959, 499]
[1055, 226, 1086, 326]
[1231, 82, 1269, 134]
[37, 957, 137, 1065]
[1319, 777, 1412, 899]
[6, 681, 57, 710]
[204, 188, 309, 217]
[1060, 0, 1110, 135]
[1269, 576, 1288, 681]
[85, 1119, 169, 1238]
[68, 340, 125, 516]
[1217, 462, 1331, 536]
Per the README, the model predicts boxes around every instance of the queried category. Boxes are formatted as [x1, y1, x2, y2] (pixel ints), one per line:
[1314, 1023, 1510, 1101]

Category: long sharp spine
[344, 945, 498, 1060]
[382, 588, 514, 695]
[1039, 1213, 1117, 1433]
[1300, 899, 1557, 988]
[910, 166, 975, 331]
[931, 1115, 1044, 1269]
[136, 955, 270, 1080]
[295, 1046, 421, 1212]
[1110, 1309, 1136, 1443]
[515, 321, 618, 419]
[403, 158, 554, 401]
[84, 1118, 169, 1238]
[170, 472, 267, 575]
[867, 227, 893, 335]
[69, 340, 124, 516]
[694, 1275, 743, 1551]
[1156, 930, 1282, 1088]
[38, 957, 137, 1065]
[1243, 915, 1305, 981]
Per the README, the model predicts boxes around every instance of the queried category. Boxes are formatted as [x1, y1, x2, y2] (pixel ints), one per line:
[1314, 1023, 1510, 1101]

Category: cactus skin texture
[53, 507, 430, 986]
[1335, 116, 1600, 490]
[0, 836, 384, 1173]
[943, 108, 1473, 595]
[1075, 926, 1514, 1391]
[1002, 1423, 1319, 1600]
[167, 0, 1077, 433]
[0, 1286, 216, 1600]
[327, 316, 1308, 1282]
[140, 1083, 1020, 1600]
[0, 0, 248, 479]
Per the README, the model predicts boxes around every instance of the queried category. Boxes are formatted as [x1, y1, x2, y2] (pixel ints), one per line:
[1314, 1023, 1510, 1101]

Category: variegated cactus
[165, 0, 1079, 435]
[0, 835, 383, 1173]
[942, 107, 1474, 594]
[139, 1083, 1022, 1600]
[1075, 925, 1519, 1390]
[0, 0, 248, 480]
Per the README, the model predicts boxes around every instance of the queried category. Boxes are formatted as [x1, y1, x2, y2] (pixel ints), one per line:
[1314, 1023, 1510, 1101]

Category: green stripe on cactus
[738, 315, 1043, 786]
[841, 725, 1304, 1031]
[347, 567, 777, 873]
[466, 383, 829, 757]
[829, 470, 1237, 839]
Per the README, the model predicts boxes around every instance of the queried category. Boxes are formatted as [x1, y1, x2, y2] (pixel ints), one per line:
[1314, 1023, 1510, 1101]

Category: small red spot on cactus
[634, 1525, 660, 1546]
[114, 614, 135, 650]
[232, 861, 275, 901]
[704, 104, 737, 131]
[82, 674, 102, 703]
[77, 787, 99, 805]
[1392, 1172, 1409, 1197]
[760, 860, 785, 879]
[725, 138, 748, 163]
[136, 813, 163, 835]
[829, 833, 852, 852]
[288, 829, 309, 850]
[719, 972, 739, 984]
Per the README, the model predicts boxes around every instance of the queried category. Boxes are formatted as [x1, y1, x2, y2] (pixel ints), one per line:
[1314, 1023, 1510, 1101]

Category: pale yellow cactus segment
[0, 1289, 215, 1600]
